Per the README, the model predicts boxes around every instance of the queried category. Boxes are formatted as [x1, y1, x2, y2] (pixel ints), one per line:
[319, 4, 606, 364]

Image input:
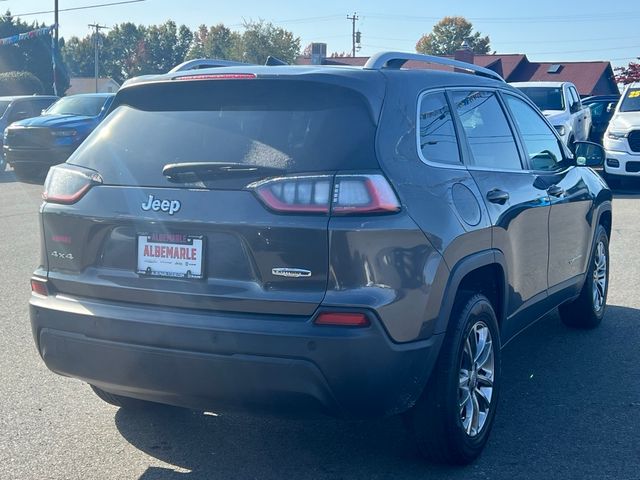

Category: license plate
[136, 233, 204, 279]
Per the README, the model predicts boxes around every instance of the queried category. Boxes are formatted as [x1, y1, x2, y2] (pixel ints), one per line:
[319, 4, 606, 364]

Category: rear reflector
[173, 73, 257, 81]
[249, 173, 400, 215]
[314, 312, 370, 327]
[30, 278, 48, 296]
[43, 164, 102, 205]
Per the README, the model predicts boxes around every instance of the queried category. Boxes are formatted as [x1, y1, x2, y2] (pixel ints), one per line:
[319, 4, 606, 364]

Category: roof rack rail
[363, 51, 504, 82]
[169, 58, 250, 73]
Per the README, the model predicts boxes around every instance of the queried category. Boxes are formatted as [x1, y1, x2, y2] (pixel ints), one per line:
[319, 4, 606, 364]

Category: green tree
[142, 21, 193, 72]
[102, 22, 147, 83]
[416, 16, 490, 55]
[61, 35, 94, 77]
[186, 24, 240, 61]
[0, 12, 70, 94]
[237, 21, 300, 64]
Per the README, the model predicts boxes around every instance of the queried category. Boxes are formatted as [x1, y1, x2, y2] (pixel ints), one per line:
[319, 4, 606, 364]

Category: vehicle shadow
[115, 305, 640, 480]
[608, 177, 640, 198]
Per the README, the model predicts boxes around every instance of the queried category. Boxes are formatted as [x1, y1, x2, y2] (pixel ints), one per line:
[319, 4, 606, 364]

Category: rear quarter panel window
[417, 92, 461, 165]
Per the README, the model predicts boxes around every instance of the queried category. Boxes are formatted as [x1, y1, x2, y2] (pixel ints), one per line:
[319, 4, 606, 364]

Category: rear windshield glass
[515, 87, 564, 111]
[69, 80, 377, 186]
[46, 95, 110, 117]
[620, 89, 640, 112]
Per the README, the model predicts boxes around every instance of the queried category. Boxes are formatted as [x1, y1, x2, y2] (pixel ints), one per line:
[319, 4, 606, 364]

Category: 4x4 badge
[141, 194, 181, 215]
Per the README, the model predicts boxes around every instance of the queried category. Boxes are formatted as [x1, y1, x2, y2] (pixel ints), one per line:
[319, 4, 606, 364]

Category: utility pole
[347, 12, 358, 57]
[88, 23, 109, 93]
[53, 0, 59, 95]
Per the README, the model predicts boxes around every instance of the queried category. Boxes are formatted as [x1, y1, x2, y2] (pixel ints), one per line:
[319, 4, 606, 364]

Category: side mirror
[574, 141, 605, 167]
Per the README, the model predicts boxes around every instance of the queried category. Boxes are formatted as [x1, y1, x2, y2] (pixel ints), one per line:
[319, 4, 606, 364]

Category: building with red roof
[296, 45, 618, 97]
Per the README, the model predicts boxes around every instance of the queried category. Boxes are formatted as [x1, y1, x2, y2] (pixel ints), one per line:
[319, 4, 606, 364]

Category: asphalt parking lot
[0, 171, 638, 480]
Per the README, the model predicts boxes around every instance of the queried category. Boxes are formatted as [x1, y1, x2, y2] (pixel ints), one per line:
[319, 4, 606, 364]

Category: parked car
[602, 83, 640, 186]
[0, 95, 58, 172]
[4, 93, 115, 182]
[30, 53, 612, 465]
[583, 95, 620, 144]
[511, 81, 591, 150]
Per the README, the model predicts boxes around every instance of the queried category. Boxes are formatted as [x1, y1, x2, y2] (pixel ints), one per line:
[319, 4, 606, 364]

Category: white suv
[603, 82, 640, 184]
[511, 81, 591, 150]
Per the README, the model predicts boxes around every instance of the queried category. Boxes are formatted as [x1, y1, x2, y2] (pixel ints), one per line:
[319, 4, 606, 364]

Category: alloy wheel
[592, 241, 607, 312]
[458, 321, 495, 437]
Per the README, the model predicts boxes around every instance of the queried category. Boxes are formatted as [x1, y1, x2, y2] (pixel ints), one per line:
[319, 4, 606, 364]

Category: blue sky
[5, 0, 639, 67]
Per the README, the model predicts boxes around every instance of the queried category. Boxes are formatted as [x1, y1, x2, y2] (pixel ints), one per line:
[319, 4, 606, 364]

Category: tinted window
[505, 95, 564, 171]
[71, 80, 378, 187]
[516, 87, 564, 111]
[620, 88, 640, 112]
[418, 92, 460, 165]
[451, 91, 521, 170]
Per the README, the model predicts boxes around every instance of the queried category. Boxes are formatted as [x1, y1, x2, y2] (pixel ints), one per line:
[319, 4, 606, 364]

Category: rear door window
[450, 90, 522, 170]
[71, 80, 379, 187]
[417, 92, 460, 165]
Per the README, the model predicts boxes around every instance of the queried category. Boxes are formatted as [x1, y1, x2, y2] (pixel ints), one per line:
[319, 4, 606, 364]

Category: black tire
[559, 225, 609, 329]
[404, 292, 501, 465]
[12, 164, 48, 184]
[90, 384, 158, 409]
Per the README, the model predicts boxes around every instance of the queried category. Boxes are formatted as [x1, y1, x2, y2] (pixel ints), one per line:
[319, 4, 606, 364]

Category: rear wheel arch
[435, 251, 508, 335]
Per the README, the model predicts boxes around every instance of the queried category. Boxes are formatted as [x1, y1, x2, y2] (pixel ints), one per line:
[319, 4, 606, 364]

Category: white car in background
[511, 81, 591, 150]
[603, 82, 640, 185]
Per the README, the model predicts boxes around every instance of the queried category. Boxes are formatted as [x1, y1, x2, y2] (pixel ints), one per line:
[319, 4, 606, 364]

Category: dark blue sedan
[4, 93, 115, 182]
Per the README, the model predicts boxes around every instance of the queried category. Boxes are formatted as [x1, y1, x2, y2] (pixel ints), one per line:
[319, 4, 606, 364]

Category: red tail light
[251, 175, 332, 213]
[30, 278, 49, 296]
[250, 173, 400, 215]
[315, 312, 370, 327]
[43, 164, 102, 205]
[332, 174, 400, 214]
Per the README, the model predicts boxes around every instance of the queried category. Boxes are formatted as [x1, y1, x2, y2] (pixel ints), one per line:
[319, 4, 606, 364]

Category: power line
[361, 11, 640, 24]
[13, 0, 145, 18]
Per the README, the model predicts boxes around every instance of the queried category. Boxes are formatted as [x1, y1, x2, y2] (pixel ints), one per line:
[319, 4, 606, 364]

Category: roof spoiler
[363, 51, 505, 82]
[169, 58, 251, 73]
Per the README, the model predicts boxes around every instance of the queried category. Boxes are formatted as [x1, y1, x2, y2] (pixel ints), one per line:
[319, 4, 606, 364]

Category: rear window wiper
[162, 162, 285, 181]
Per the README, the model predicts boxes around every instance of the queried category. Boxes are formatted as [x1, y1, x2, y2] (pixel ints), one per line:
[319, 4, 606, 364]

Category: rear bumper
[4, 146, 75, 167]
[30, 293, 443, 418]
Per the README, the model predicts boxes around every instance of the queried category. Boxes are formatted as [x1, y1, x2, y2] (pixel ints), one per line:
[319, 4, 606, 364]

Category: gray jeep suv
[29, 52, 612, 465]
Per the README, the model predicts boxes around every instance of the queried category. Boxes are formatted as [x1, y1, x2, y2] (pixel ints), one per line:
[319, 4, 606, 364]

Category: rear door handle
[547, 184, 565, 197]
[486, 189, 510, 204]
